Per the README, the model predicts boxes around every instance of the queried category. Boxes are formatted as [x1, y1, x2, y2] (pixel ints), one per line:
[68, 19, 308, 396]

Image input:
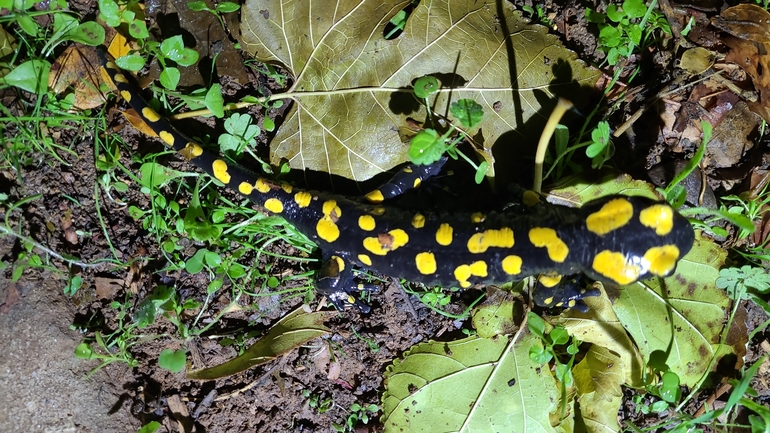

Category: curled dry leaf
[711, 4, 770, 43]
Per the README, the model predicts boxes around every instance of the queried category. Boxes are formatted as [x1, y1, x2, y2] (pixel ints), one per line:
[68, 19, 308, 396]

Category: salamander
[100, 56, 695, 313]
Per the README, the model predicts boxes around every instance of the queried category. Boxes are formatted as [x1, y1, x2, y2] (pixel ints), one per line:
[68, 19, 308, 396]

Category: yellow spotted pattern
[538, 274, 562, 288]
[528, 227, 569, 262]
[413, 178, 421, 188]
[371, 206, 386, 216]
[159, 131, 174, 145]
[281, 183, 293, 193]
[435, 223, 453, 246]
[113, 73, 128, 83]
[294, 191, 312, 208]
[453, 261, 488, 288]
[415, 252, 437, 275]
[181, 142, 203, 159]
[586, 198, 634, 235]
[332, 255, 345, 272]
[412, 213, 425, 229]
[238, 182, 253, 195]
[264, 198, 284, 213]
[316, 200, 342, 243]
[358, 215, 376, 231]
[212, 159, 231, 184]
[365, 190, 384, 203]
[592, 250, 641, 285]
[501, 255, 523, 275]
[643, 245, 679, 276]
[471, 212, 486, 223]
[467, 228, 514, 254]
[639, 205, 674, 236]
[363, 229, 409, 256]
[256, 178, 271, 194]
[120, 90, 132, 102]
[358, 254, 372, 266]
[142, 107, 160, 122]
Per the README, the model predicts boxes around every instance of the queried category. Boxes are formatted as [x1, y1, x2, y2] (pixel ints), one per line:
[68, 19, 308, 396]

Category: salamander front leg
[363, 157, 448, 203]
[316, 253, 376, 313]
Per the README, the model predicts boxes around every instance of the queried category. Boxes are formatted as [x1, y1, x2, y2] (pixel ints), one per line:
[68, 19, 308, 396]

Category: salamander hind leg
[316, 253, 377, 313]
[533, 274, 601, 313]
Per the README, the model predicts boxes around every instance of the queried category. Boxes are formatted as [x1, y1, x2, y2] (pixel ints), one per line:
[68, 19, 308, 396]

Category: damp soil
[2, 0, 770, 432]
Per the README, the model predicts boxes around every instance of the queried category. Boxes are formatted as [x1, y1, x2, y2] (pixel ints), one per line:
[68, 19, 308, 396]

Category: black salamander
[101, 57, 695, 313]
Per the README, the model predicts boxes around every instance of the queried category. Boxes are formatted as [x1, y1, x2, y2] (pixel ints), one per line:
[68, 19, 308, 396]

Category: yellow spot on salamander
[264, 198, 284, 213]
[471, 212, 486, 223]
[294, 191, 312, 208]
[586, 198, 634, 235]
[454, 261, 488, 288]
[212, 159, 231, 184]
[538, 274, 562, 288]
[639, 205, 674, 236]
[371, 206, 386, 216]
[522, 190, 541, 207]
[180, 142, 203, 159]
[106, 61, 118, 70]
[365, 190, 385, 203]
[501, 255, 522, 275]
[362, 229, 409, 256]
[316, 218, 340, 242]
[113, 73, 128, 84]
[592, 250, 642, 286]
[316, 200, 342, 243]
[467, 227, 514, 253]
[281, 183, 293, 193]
[358, 254, 372, 266]
[528, 227, 569, 263]
[435, 223, 453, 246]
[412, 213, 425, 229]
[120, 90, 132, 103]
[332, 255, 345, 272]
[239, 182, 253, 195]
[413, 178, 421, 188]
[256, 178, 271, 194]
[454, 265, 472, 288]
[643, 245, 680, 276]
[323, 200, 342, 219]
[142, 107, 160, 122]
[403, 166, 413, 173]
[358, 215, 376, 231]
[159, 131, 174, 146]
[415, 252, 437, 275]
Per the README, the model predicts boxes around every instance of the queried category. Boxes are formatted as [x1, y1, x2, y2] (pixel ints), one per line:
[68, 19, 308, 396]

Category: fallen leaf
[242, 0, 598, 180]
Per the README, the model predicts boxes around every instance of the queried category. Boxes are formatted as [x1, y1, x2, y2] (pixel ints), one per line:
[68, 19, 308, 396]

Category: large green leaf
[241, 0, 599, 180]
[612, 233, 731, 386]
[381, 333, 561, 432]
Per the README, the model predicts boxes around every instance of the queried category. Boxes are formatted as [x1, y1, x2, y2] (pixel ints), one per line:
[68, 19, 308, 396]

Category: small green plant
[187, 0, 240, 31]
[350, 326, 380, 353]
[134, 285, 200, 338]
[74, 297, 141, 373]
[158, 348, 187, 372]
[585, 0, 671, 66]
[419, 285, 453, 308]
[522, 4, 553, 27]
[301, 389, 333, 414]
[219, 112, 261, 154]
[333, 402, 379, 432]
[136, 421, 161, 433]
[527, 312, 581, 416]
[716, 265, 770, 316]
[407, 75, 488, 183]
